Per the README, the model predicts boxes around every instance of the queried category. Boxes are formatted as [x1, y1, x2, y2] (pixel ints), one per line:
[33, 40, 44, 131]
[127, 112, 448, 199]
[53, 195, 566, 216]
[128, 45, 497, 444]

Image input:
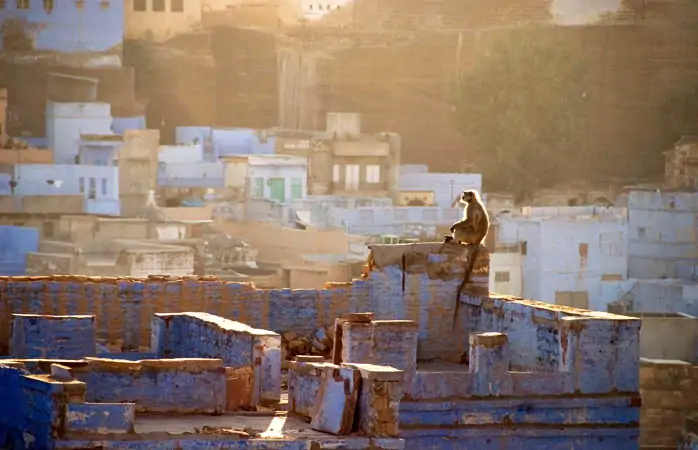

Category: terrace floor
[134, 412, 317, 438]
[57, 412, 405, 449]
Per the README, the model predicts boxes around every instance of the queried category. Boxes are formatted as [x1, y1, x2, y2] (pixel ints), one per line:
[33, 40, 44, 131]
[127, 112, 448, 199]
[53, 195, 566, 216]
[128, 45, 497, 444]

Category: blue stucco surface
[79, 358, 227, 414]
[0, 364, 75, 450]
[66, 402, 135, 434]
[211, 128, 275, 157]
[10, 314, 96, 359]
[151, 312, 281, 406]
[54, 438, 406, 449]
[0, 0, 124, 54]
[0, 244, 642, 449]
[311, 365, 360, 435]
[0, 226, 39, 276]
[288, 358, 326, 419]
[112, 116, 146, 134]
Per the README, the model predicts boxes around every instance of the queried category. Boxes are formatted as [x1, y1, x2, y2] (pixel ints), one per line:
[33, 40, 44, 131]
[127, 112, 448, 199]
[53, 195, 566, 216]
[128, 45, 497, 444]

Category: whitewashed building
[628, 190, 698, 279]
[493, 206, 628, 310]
[224, 154, 308, 203]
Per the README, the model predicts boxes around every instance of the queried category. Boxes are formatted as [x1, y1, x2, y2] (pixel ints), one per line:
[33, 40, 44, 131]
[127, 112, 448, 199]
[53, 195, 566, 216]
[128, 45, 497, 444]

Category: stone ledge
[155, 312, 279, 337]
[84, 357, 224, 374]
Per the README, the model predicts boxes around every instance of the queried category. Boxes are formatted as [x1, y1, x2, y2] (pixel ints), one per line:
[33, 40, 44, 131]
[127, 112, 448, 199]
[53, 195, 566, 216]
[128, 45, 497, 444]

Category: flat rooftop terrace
[57, 412, 404, 449]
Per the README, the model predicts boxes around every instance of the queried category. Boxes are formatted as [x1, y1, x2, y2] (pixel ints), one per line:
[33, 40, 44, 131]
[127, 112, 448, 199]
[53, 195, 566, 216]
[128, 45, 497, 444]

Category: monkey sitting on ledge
[444, 189, 490, 331]
[444, 189, 489, 246]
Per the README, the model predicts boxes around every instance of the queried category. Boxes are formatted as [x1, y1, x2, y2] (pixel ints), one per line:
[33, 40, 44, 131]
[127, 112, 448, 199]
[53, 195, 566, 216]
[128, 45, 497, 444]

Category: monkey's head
[460, 190, 479, 204]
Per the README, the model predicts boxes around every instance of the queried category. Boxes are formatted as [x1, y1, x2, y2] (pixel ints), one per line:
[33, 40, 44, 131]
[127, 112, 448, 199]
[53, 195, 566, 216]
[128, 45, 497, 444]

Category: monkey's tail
[452, 244, 481, 331]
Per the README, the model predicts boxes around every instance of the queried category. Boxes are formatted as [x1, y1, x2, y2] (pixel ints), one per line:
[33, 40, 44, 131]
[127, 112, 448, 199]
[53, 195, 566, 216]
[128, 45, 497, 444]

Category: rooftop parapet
[0, 243, 636, 365]
[151, 312, 281, 407]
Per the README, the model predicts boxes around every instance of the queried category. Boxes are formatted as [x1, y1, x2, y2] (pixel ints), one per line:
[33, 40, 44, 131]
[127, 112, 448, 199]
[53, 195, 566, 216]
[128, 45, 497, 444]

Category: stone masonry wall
[0, 243, 637, 370]
[640, 358, 698, 448]
[76, 357, 227, 414]
[0, 363, 88, 450]
[0, 243, 487, 360]
[10, 314, 96, 359]
[289, 318, 641, 449]
[151, 312, 281, 407]
[400, 327, 640, 449]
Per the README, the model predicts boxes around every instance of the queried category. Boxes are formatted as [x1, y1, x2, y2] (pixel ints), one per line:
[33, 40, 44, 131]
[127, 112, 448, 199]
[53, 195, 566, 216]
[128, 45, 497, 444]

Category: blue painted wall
[0, 174, 13, 195]
[0, 226, 39, 276]
[111, 116, 146, 134]
[212, 128, 275, 157]
[0, 244, 641, 449]
[0, 0, 125, 54]
[20, 137, 48, 148]
[78, 358, 227, 414]
[0, 246, 567, 363]
[10, 314, 96, 359]
[151, 312, 281, 406]
[157, 161, 225, 188]
[79, 142, 120, 166]
[0, 365, 67, 450]
[66, 402, 135, 435]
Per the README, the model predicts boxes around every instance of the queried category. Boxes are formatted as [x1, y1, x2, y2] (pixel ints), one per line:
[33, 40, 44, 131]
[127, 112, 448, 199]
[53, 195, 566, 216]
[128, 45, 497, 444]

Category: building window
[171, 0, 183, 12]
[345, 164, 360, 191]
[101, 178, 108, 196]
[0, 0, 5, 9]
[43, 0, 52, 12]
[79, 177, 85, 193]
[291, 178, 303, 199]
[494, 271, 510, 283]
[42, 221, 54, 239]
[520, 241, 527, 255]
[133, 0, 146, 11]
[332, 164, 340, 183]
[578, 243, 588, 258]
[16, 0, 29, 9]
[88, 177, 96, 199]
[365, 165, 381, 184]
[638, 227, 646, 239]
[252, 177, 264, 198]
[153, 0, 165, 11]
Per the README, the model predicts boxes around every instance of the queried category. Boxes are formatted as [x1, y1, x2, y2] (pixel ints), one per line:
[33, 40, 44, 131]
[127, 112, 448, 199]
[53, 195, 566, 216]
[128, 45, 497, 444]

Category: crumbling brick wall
[0, 243, 487, 358]
[640, 358, 698, 448]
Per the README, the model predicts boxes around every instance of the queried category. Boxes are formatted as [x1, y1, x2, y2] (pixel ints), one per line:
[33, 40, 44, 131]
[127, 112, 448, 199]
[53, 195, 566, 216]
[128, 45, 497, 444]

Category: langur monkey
[444, 190, 490, 331]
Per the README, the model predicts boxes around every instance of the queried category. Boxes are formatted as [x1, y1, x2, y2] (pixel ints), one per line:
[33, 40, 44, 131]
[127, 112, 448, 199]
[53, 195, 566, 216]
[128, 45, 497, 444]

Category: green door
[269, 178, 285, 202]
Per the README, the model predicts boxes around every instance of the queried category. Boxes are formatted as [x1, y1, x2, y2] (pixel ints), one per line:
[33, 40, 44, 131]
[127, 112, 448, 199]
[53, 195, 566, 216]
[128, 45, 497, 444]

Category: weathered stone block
[66, 402, 136, 434]
[340, 319, 418, 374]
[50, 363, 74, 382]
[10, 314, 96, 360]
[343, 363, 403, 438]
[151, 312, 281, 407]
[225, 366, 253, 411]
[559, 316, 641, 394]
[311, 365, 361, 435]
[84, 357, 226, 414]
[288, 359, 329, 420]
[469, 332, 512, 396]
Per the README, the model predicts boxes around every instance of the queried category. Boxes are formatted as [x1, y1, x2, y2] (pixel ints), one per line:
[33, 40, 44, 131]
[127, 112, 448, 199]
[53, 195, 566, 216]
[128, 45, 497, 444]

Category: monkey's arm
[450, 219, 469, 233]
